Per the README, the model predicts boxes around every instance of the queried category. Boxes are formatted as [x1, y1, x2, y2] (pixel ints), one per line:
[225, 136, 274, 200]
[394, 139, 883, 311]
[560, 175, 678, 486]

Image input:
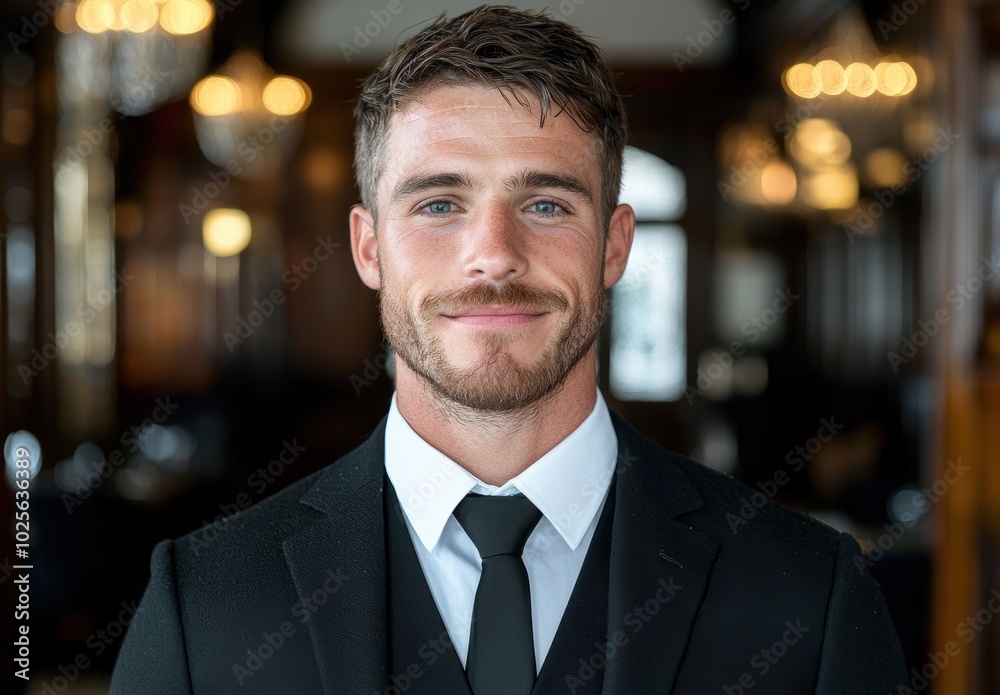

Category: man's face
[350, 84, 633, 412]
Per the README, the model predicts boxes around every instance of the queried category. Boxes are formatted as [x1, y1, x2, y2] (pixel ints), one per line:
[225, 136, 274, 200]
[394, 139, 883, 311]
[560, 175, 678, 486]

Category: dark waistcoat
[384, 474, 617, 695]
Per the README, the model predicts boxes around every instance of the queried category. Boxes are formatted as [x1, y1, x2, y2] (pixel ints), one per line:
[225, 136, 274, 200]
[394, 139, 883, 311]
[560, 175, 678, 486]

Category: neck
[394, 351, 599, 486]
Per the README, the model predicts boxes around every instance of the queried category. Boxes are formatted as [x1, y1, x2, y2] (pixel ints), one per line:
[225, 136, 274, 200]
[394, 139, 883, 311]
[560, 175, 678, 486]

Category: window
[609, 147, 687, 401]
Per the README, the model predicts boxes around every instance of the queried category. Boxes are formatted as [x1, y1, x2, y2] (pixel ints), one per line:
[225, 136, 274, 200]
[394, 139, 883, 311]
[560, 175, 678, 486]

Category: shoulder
[166, 466, 329, 583]
[611, 410, 849, 572]
[674, 453, 844, 551]
[169, 418, 386, 572]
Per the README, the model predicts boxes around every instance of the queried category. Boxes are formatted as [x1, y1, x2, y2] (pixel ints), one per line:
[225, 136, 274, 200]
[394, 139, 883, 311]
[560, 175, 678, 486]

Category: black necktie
[452, 492, 543, 695]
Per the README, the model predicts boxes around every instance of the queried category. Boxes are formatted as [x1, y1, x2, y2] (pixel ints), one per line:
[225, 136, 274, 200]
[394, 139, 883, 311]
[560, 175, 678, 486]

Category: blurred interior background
[2, 0, 999, 692]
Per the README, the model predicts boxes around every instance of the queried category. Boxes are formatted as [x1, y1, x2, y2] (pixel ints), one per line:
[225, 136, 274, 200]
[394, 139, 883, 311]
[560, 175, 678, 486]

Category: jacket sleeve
[815, 532, 908, 694]
[110, 539, 194, 695]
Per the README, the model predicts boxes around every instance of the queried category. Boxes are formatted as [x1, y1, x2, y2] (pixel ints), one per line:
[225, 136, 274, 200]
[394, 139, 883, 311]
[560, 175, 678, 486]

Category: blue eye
[530, 201, 560, 215]
[427, 201, 453, 214]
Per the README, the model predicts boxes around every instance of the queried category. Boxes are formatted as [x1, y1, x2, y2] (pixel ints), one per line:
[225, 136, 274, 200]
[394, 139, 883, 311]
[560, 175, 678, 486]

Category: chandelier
[62, 0, 215, 116]
[189, 51, 312, 180]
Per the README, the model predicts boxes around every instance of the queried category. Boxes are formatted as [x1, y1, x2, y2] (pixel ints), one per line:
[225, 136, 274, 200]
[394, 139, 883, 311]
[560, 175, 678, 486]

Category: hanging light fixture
[766, 3, 931, 217]
[60, 0, 215, 116]
[779, 1, 921, 104]
[783, 58, 916, 100]
[189, 50, 312, 179]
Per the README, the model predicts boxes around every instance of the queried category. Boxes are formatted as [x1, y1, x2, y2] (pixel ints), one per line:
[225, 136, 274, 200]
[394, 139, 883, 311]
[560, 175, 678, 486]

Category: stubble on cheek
[376, 266, 607, 412]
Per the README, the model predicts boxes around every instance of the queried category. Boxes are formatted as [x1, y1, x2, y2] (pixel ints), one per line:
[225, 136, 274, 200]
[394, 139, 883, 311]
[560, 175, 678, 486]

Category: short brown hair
[353, 4, 628, 228]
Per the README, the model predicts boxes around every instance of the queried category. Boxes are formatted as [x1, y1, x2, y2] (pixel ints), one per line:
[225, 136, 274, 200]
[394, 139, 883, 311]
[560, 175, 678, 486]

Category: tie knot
[453, 493, 542, 559]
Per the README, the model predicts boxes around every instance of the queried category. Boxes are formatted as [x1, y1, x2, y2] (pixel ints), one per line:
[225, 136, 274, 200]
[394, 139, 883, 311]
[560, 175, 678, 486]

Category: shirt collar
[384, 388, 618, 553]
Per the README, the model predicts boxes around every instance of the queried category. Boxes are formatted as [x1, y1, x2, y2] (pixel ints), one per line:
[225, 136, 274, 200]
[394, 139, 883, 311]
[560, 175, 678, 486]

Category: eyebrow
[503, 170, 594, 203]
[391, 173, 476, 202]
[390, 170, 594, 205]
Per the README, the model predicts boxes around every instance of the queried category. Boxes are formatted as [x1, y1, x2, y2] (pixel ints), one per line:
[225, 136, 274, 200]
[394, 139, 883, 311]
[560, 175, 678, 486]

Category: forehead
[379, 84, 601, 186]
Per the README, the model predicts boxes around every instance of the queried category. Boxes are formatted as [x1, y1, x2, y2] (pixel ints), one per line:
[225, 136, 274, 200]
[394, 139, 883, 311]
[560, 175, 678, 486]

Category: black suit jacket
[110, 410, 907, 694]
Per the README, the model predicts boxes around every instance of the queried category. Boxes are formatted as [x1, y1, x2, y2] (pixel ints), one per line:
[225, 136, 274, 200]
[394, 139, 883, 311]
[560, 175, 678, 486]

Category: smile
[443, 306, 550, 327]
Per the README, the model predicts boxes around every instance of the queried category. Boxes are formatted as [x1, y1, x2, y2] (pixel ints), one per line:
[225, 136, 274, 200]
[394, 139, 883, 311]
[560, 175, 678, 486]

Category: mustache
[423, 282, 569, 316]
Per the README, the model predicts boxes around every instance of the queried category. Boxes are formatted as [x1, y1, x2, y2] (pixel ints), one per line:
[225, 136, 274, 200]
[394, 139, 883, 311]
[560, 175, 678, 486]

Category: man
[111, 6, 907, 694]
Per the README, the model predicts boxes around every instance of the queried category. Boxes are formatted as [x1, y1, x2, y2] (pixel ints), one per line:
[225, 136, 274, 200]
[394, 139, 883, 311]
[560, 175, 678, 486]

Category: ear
[603, 203, 635, 289]
[350, 204, 381, 290]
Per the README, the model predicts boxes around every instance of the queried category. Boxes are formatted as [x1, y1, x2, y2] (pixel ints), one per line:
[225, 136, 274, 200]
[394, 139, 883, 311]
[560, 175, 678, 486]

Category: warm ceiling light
[203, 208, 251, 257]
[874, 62, 906, 96]
[262, 76, 312, 116]
[76, 0, 116, 33]
[896, 62, 917, 95]
[190, 75, 241, 116]
[55, 3, 79, 33]
[760, 161, 797, 205]
[815, 60, 847, 95]
[845, 63, 877, 97]
[120, 0, 158, 32]
[801, 167, 858, 210]
[159, 0, 213, 35]
[864, 148, 907, 188]
[784, 63, 821, 99]
[790, 119, 852, 167]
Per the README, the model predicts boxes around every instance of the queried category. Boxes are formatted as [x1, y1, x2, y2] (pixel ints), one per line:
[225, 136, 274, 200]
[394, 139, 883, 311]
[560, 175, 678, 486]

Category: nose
[461, 202, 528, 283]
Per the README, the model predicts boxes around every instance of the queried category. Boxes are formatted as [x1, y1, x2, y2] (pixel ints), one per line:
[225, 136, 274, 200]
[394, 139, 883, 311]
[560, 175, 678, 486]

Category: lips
[445, 304, 548, 318]
[442, 304, 550, 327]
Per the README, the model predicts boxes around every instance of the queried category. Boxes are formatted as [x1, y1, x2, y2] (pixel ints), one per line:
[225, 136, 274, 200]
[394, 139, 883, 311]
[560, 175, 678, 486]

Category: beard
[378, 272, 606, 413]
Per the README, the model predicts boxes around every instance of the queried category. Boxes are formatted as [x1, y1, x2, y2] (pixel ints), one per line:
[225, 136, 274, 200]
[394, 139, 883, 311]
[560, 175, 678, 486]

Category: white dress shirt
[384, 387, 618, 673]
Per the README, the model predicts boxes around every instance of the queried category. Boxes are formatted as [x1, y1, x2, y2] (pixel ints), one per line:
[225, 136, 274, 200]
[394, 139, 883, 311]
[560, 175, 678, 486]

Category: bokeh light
[203, 208, 252, 257]
[76, 0, 116, 33]
[760, 160, 797, 205]
[815, 60, 847, 95]
[190, 75, 241, 116]
[784, 63, 821, 99]
[785, 60, 918, 99]
[120, 0, 159, 33]
[159, 0, 213, 35]
[845, 62, 877, 97]
[262, 76, 312, 116]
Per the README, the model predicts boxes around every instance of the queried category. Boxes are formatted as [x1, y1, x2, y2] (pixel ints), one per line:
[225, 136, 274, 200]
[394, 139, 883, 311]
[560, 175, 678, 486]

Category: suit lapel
[603, 412, 719, 694]
[278, 409, 719, 694]
[282, 416, 389, 695]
